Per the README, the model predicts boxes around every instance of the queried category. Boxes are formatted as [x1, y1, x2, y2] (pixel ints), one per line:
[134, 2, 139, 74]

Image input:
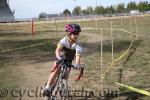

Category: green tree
[94, 5, 105, 15]
[117, 3, 125, 13]
[138, 1, 150, 12]
[82, 9, 89, 15]
[104, 6, 109, 14]
[63, 9, 71, 16]
[109, 5, 115, 14]
[39, 12, 48, 18]
[72, 6, 82, 16]
[87, 6, 94, 15]
[127, 2, 138, 12]
[104, 6, 115, 14]
[112, 5, 118, 13]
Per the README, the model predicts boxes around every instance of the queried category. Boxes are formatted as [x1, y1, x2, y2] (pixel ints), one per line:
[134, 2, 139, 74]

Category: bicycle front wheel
[59, 79, 68, 100]
[44, 96, 50, 100]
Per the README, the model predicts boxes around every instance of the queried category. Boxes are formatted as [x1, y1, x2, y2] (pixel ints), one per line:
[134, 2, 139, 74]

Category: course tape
[104, 28, 137, 36]
[83, 28, 137, 36]
[82, 28, 123, 31]
[114, 39, 135, 62]
[115, 82, 150, 96]
[103, 28, 123, 31]
[122, 29, 137, 36]
[0, 41, 50, 53]
[101, 39, 135, 78]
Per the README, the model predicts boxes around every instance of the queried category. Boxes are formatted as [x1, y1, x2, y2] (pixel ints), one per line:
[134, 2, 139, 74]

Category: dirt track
[12, 32, 105, 100]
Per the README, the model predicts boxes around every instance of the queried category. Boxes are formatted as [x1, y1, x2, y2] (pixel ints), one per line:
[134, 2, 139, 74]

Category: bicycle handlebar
[51, 59, 84, 81]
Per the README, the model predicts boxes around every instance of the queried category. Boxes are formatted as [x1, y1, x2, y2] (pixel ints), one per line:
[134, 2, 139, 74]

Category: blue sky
[9, 0, 149, 18]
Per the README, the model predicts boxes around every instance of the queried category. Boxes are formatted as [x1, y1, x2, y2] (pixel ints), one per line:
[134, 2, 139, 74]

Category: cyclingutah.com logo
[0, 88, 9, 97]
[0, 86, 120, 98]
[67, 87, 120, 98]
[0, 87, 43, 98]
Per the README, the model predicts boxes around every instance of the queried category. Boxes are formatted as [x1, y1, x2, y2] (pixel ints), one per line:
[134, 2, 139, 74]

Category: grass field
[0, 15, 150, 100]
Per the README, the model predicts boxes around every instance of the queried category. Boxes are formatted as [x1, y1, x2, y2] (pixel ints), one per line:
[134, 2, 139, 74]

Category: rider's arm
[55, 37, 66, 59]
[55, 43, 63, 59]
[75, 55, 81, 65]
[75, 43, 83, 65]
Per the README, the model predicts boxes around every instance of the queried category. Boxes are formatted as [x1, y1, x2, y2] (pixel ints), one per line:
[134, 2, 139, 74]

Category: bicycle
[43, 59, 84, 100]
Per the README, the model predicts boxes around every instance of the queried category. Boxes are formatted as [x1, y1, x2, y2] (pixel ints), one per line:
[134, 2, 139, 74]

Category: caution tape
[82, 28, 123, 31]
[83, 28, 137, 37]
[104, 28, 137, 36]
[122, 29, 137, 36]
[101, 62, 114, 79]
[101, 25, 138, 78]
[101, 39, 135, 78]
[0, 41, 50, 53]
[103, 28, 123, 31]
[115, 82, 150, 96]
[114, 39, 135, 62]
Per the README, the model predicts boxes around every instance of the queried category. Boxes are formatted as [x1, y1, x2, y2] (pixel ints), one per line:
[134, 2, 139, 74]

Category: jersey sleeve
[76, 43, 83, 56]
[57, 37, 65, 48]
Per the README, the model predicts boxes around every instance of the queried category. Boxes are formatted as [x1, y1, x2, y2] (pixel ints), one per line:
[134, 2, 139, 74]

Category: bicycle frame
[45, 62, 70, 100]
[45, 61, 84, 100]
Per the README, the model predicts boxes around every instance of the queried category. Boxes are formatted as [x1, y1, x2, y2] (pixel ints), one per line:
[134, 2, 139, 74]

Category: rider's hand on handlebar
[73, 64, 82, 70]
[56, 56, 64, 64]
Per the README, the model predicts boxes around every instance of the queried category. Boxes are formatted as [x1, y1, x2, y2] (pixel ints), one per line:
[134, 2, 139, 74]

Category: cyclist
[42, 23, 83, 97]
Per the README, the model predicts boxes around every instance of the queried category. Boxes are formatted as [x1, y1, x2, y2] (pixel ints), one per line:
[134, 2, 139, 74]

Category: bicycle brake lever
[75, 67, 84, 81]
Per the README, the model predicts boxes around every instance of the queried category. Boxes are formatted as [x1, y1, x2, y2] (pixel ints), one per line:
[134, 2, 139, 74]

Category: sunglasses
[70, 32, 79, 35]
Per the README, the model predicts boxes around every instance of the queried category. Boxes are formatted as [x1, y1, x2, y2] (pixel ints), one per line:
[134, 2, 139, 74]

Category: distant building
[0, 0, 15, 22]
[130, 10, 140, 15]
[47, 14, 59, 18]
[45, 14, 65, 20]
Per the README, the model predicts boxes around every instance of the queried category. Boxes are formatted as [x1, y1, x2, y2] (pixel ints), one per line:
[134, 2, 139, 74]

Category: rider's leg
[46, 61, 60, 89]
[41, 61, 61, 97]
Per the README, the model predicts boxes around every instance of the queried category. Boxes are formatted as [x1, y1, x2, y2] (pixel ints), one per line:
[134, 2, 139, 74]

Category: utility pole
[73, 0, 76, 8]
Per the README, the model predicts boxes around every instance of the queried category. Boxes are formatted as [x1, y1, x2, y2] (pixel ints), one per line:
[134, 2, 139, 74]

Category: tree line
[63, 1, 150, 16]
[39, 1, 150, 18]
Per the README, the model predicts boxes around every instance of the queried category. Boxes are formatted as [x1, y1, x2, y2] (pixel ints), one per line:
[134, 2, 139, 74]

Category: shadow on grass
[119, 91, 145, 100]
[81, 39, 142, 55]
[0, 32, 31, 36]
[68, 91, 146, 100]
[0, 38, 143, 65]
[0, 38, 57, 63]
[62, 91, 145, 100]
[100, 91, 145, 100]
[36, 29, 62, 33]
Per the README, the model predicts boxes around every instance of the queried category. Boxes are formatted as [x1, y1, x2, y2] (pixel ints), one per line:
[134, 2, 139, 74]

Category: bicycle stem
[51, 63, 84, 81]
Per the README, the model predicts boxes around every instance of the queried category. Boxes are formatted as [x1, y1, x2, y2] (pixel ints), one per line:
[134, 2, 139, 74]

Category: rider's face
[70, 32, 79, 41]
